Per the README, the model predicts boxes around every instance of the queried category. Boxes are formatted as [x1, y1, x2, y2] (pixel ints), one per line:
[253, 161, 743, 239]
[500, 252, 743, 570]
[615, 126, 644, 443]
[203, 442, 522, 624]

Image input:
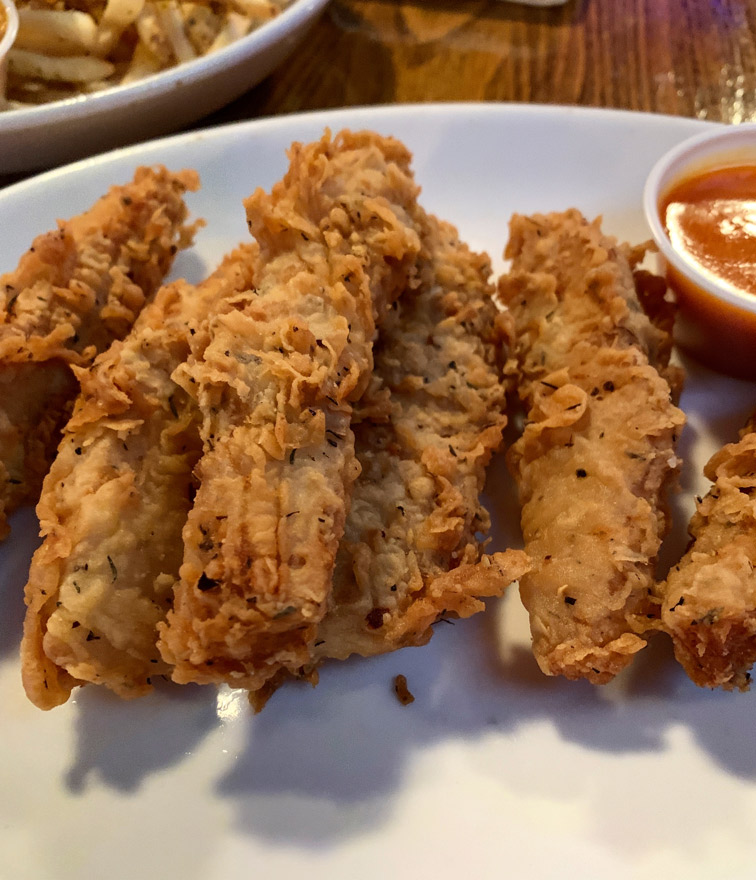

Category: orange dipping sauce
[660, 165, 756, 297]
[0, 6, 6, 41]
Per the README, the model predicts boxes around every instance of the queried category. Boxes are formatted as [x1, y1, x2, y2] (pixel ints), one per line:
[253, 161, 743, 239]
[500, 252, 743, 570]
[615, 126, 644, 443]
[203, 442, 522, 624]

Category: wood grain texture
[207, 0, 756, 126]
[2, 0, 755, 187]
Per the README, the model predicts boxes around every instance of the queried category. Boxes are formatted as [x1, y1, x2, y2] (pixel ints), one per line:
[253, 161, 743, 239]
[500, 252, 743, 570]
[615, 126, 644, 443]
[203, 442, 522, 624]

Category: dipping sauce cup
[644, 125, 756, 379]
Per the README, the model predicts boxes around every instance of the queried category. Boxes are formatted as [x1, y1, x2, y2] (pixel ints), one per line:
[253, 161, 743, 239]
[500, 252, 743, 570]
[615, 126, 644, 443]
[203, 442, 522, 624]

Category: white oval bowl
[0, 0, 330, 174]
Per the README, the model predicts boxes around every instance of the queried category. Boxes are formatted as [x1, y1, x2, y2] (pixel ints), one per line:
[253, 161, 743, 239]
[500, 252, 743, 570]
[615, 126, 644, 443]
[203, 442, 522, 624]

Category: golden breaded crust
[500, 210, 685, 683]
[158, 130, 425, 690]
[0, 166, 200, 538]
[247, 215, 530, 709]
[662, 418, 756, 691]
[313, 216, 529, 663]
[21, 247, 255, 709]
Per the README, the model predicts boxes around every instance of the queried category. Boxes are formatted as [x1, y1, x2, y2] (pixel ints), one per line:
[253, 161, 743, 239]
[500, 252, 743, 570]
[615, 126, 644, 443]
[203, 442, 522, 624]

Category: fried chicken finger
[21, 246, 256, 709]
[661, 416, 756, 691]
[158, 130, 425, 691]
[313, 215, 529, 664]
[0, 166, 199, 538]
[249, 215, 530, 708]
[500, 210, 685, 683]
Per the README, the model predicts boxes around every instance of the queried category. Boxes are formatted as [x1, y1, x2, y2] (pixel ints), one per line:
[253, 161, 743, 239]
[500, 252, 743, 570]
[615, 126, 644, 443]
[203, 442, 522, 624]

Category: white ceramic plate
[2, 104, 755, 880]
[0, 0, 329, 175]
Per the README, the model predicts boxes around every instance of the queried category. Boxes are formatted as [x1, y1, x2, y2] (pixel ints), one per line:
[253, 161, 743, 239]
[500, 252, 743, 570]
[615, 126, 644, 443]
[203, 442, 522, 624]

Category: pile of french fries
[4, 0, 292, 107]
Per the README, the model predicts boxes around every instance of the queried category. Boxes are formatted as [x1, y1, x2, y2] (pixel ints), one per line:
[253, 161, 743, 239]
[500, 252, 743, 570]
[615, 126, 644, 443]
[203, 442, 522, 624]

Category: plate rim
[0, 102, 719, 201]
[0, 0, 330, 133]
[1, 100, 754, 880]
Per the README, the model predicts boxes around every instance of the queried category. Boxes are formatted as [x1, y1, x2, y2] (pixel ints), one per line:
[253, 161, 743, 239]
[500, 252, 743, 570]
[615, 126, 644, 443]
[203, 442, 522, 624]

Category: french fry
[207, 12, 251, 52]
[232, 0, 277, 19]
[8, 48, 116, 83]
[101, 0, 146, 28]
[96, 0, 146, 55]
[7, 0, 292, 106]
[181, 4, 223, 54]
[155, 1, 197, 64]
[120, 40, 162, 84]
[16, 9, 98, 56]
[134, 3, 173, 67]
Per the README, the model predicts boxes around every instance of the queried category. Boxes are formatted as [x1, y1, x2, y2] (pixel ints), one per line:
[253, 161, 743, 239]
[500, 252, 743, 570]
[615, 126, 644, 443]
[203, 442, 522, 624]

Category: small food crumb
[393, 674, 415, 706]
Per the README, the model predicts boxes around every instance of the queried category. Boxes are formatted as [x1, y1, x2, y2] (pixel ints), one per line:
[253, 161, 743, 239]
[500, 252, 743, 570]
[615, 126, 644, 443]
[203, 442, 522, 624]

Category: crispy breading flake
[499, 210, 684, 683]
[0, 165, 200, 539]
[158, 130, 426, 691]
[661, 416, 756, 691]
[248, 215, 530, 705]
[21, 246, 254, 710]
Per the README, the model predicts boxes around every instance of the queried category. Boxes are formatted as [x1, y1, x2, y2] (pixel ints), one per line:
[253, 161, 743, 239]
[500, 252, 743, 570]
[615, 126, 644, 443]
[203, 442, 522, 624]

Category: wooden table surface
[206, 0, 756, 128]
[1, 0, 752, 188]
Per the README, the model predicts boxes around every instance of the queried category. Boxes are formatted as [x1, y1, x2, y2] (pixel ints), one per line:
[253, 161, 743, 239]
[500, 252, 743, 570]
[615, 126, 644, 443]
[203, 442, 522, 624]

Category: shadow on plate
[208, 580, 756, 856]
[210, 428, 756, 852]
[64, 679, 218, 793]
[51, 573, 756, 858]
[53, 400, 756, 857]
[0, 507, 42, 660]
